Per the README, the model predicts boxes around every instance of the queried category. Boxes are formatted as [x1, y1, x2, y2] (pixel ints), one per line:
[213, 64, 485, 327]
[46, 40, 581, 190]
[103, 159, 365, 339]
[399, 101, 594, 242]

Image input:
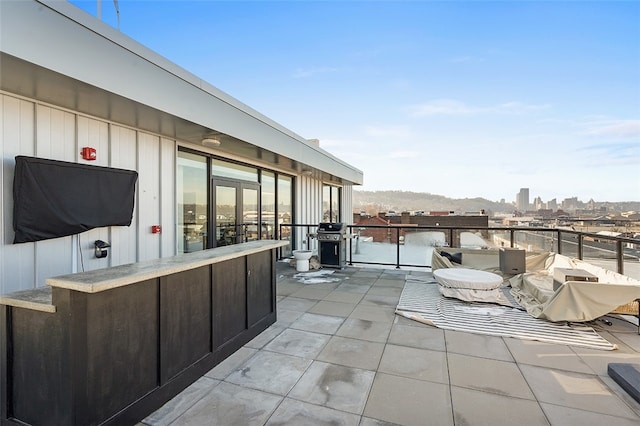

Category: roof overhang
[0, 0, 363, 186]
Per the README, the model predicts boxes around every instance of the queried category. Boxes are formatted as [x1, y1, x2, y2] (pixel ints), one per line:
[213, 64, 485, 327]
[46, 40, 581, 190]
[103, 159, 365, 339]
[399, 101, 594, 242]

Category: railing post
[510, 230, 515, 248]
[557, 230, 562, 255]
[577, 233, 583, 260]
[617, 240, 624, 275]
[348, 225, 353, 266]
[396, 227, 401, 269]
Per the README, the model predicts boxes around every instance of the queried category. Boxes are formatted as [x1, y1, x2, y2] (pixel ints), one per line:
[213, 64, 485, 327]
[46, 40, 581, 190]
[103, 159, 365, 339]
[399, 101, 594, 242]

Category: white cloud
[408, 99, 550, 117]
[586, 119, 640, 138]
[409, 99, 474, 116]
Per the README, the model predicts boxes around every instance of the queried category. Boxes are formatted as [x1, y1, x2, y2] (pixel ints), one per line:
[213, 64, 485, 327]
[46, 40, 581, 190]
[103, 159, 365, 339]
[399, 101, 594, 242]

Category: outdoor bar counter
[0, 240, 288, 426]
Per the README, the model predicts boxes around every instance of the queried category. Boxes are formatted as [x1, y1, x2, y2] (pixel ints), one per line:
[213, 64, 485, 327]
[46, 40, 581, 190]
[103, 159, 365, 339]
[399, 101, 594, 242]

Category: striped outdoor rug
[396, 280, 617, 351]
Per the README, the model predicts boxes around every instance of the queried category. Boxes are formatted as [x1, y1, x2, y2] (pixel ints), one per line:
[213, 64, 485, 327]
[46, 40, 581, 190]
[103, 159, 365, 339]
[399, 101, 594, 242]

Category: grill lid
[317, 222, 345, 233]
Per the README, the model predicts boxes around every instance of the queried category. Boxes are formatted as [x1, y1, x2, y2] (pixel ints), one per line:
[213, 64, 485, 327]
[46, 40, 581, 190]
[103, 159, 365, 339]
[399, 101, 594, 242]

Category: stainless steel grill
[317, 222, 347, 268]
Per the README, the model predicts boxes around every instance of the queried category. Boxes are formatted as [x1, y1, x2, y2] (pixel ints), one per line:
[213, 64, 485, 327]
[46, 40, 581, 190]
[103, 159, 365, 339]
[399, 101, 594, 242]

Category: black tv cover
[13, 156, 138, 243]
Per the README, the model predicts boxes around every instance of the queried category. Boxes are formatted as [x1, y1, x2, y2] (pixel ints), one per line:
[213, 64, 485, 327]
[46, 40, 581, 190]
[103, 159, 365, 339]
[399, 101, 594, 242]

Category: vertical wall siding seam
[72, 113, 79, 274]
[107, 122, 113, 268]
[32, 101, 39, 289]
[135, 131, 141, 263]
[158, 138, 163, 259]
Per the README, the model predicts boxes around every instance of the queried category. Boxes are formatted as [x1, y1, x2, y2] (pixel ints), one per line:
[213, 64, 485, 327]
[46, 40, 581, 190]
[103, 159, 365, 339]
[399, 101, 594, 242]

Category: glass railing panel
[489, 230, 512, 249]
[348, 227, 398, 266]
[558, 232, 579, 258]
[623, 256, 640, 280]
[512, 230, 557, 253]
[398, 229, 436, 267]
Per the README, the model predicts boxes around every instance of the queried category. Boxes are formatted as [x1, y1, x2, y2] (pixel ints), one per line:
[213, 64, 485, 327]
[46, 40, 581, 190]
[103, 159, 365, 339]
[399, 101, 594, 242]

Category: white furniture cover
[433, 268, 506, 304]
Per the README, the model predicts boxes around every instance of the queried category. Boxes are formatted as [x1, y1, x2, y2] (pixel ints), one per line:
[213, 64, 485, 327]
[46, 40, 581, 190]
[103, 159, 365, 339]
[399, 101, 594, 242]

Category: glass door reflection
[242, 187, 259, 242]
[215, 185, 238, 246]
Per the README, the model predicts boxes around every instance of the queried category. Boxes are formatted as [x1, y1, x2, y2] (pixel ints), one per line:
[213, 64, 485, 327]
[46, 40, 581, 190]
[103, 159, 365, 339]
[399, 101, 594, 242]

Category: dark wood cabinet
[1, 242, 283, 426]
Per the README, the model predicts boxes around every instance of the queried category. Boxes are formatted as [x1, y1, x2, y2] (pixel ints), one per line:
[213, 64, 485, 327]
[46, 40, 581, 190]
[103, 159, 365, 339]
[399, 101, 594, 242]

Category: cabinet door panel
[213, 258, 247, 348]
[247, 250, 273, 326]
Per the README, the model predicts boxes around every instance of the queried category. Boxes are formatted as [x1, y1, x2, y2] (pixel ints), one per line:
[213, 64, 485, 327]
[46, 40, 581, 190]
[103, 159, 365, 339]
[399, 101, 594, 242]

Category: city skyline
[70, 1, 640, 202]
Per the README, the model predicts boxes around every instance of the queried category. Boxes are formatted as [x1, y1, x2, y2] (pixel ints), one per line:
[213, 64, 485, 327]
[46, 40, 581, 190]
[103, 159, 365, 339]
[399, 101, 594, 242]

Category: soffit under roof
[0, 1, 362, 186]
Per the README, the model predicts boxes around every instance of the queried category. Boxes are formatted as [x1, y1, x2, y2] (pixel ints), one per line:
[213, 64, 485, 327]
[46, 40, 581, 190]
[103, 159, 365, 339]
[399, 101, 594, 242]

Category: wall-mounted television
[13, 156, 138, 244]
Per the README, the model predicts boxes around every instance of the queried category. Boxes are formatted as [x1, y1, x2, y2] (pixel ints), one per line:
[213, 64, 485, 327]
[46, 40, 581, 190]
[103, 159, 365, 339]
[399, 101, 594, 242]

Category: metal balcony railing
[279, 224, 640, 279]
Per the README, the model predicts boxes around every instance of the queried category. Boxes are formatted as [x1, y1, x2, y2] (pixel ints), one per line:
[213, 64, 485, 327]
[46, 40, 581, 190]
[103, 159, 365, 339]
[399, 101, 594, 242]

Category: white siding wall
[341, 184, 354, 225]
[295, 175, 323, 253]
[294, 179, 355, 254]
[0, 93, 177, 294]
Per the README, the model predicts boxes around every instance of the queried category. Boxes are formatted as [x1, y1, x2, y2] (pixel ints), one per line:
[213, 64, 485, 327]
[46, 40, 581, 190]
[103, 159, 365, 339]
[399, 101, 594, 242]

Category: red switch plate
[151, 225, 161, 234]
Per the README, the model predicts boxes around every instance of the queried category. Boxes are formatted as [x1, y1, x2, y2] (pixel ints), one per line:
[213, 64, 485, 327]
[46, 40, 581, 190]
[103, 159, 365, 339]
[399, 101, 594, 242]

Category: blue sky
[70, 0, 639, 203]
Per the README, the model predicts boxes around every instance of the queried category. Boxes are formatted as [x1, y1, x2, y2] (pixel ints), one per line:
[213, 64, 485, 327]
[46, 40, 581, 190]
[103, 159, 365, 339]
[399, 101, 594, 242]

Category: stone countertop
[45, 240, 289, 294]
[1, 241, 289, 311]
[0, 286, 55, 313]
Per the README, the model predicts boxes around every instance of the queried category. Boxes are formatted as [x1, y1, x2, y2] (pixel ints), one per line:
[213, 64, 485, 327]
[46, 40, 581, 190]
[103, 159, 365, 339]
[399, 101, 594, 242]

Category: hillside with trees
[353, 190, 640, 216]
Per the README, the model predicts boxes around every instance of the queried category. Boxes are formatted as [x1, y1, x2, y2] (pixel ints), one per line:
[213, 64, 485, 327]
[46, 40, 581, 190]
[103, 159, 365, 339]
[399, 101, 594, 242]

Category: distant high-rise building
[533, 196, 544, 210]
[547, 198, 558, 211]
[516, 188, 529, 211]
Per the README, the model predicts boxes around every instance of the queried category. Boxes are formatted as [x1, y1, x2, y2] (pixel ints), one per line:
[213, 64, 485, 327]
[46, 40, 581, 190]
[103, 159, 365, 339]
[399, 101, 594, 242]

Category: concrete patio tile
[541, 402, 640, 426]
[276, 281, 303, 297]
[450, 386, 548, 426]
[360, 294, 400, 307]
[142, 376, 219, 426]
[387, 323, 446, 351]
[519, 364, 639, 419]
[504, 338, 594, 373]
[273, 309, 303, 327]
[366, 286, 403, 297]
[359, 417, 403, 426]
[244, 326, 285, 350]
[277, 296, 317, 312]
[225, 351, 312, 395]
[378, 344, 449, 384]
[349, 305, 396, 323]
[317, 336, 385, 370]
[371, 278, 406, 288]
[447, 353, 534, 399]
[264, 328, 331, 359]
[594, 375, 640, 417]
[265, 398, 360, 426]
[171, 382, 282, 426]
[393, 314, 429, 328]
[614, 331, 640, 352]
[289, 286, 337, 300]
[288, 361, 375, 414]
[323, 289, 365, 304]
[444, 330, 513, 361]
[335, 282, 372, 293]
[336, 318, 393, 343]
[205, 347, 258, 380]
[290, 312, 346, 334]
[363, 372, 453, 426]
[307, 300, 357, 317]
[571, 344, 640, 376]
[352, 270, 384, 279]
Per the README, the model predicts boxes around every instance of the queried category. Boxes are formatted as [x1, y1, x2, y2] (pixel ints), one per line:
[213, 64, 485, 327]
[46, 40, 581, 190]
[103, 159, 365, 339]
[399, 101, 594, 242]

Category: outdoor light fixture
[94, 240, 111, 258]
[301, 169, 313, 176]
[201, 137, 221, 147]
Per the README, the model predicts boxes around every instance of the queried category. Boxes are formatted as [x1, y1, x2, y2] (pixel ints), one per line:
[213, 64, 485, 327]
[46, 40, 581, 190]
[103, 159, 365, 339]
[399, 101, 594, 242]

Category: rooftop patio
[142, 262, 640, 426]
